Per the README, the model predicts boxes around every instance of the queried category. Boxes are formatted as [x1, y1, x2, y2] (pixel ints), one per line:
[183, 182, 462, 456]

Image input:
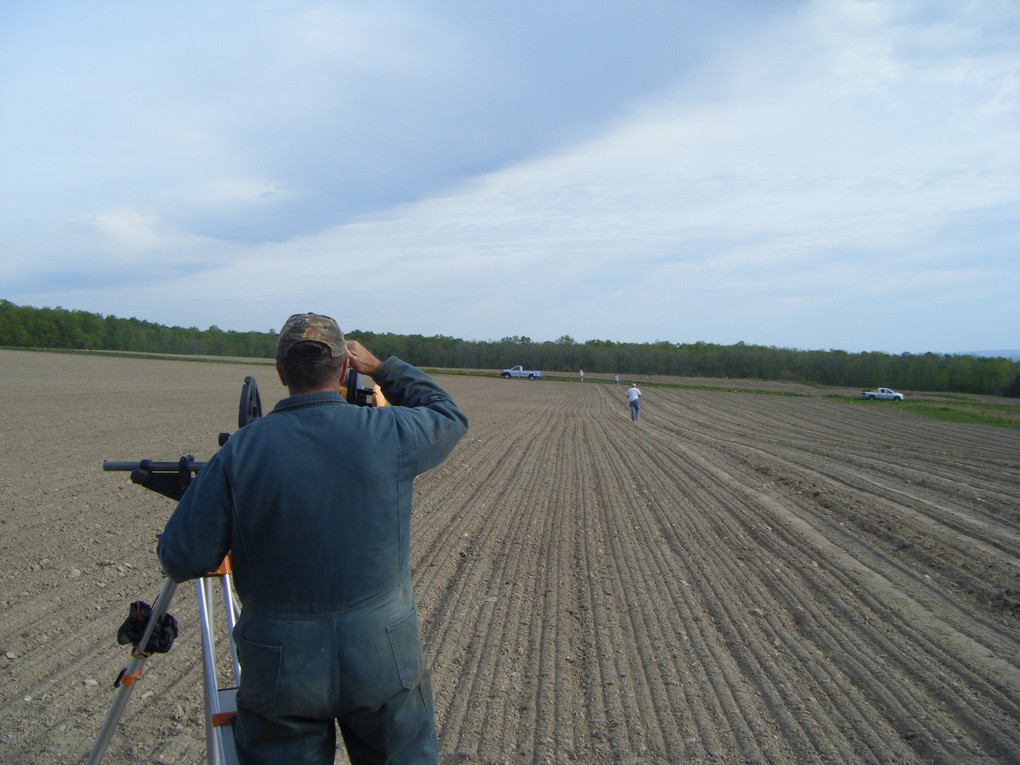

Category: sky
[1, 1, 1018, 355]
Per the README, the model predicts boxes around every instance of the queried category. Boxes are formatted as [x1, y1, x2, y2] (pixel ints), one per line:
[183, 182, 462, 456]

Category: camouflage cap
[276, 313, 346, 359]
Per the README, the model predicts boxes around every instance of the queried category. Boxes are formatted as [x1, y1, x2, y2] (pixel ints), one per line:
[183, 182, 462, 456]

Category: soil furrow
[582, 407, 780, 760]
[607, 391, 1015, 762]
[622, 441, 848, 760]
[2, 355, 1019, 764]
[422, 418, 567, 758]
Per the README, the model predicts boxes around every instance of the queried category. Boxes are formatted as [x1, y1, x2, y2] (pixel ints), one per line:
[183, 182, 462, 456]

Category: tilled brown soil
[1, 350, 1018, 764]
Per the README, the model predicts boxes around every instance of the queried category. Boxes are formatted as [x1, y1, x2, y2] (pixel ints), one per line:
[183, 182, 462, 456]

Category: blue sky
[2, 1, 1017, 354]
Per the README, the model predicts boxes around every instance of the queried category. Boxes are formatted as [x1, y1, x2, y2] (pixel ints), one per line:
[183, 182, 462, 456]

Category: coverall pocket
[236, 636, 282, 715]
[386, 609, 423, 691]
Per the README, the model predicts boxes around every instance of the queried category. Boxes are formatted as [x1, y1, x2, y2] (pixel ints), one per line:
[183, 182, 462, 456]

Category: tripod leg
[197, 573, 242, 765]
[217, 574, 242, 764]
[221, 575, 241, 680]
[197, 577, 225, 765]
[86, 577, 179, 765]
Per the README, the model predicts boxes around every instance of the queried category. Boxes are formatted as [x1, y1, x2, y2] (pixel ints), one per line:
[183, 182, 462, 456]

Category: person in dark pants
[158, 313, 468, 765]
[627, 382, 642, 421]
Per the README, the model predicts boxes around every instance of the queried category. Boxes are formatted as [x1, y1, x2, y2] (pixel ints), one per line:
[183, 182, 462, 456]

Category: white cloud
[2, 1, 1017, 353]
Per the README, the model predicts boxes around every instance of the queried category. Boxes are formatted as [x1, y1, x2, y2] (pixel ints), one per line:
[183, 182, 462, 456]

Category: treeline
[0, 300, 274, 358]
[2, 300, 1018, 397]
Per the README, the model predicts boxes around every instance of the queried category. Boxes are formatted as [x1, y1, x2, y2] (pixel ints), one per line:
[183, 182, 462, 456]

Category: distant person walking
[627, 383, 642, 421]
[579, 369, 585, 382]
[614, 375, 620, 387]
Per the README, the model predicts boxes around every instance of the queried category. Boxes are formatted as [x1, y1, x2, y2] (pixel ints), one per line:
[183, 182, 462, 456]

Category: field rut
[1, 351, 1018, 764]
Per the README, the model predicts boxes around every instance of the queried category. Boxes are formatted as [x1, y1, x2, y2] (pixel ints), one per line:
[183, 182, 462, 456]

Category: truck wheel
[867, 395, 876, 400]
[502, 373, 511, 379]
[528, 374, 536, 380]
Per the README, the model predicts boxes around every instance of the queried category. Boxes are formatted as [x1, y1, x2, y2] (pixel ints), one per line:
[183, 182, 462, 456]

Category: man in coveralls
[158, 313, 468, 765]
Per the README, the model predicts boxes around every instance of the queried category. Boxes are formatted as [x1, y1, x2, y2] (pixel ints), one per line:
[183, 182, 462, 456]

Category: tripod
[86, 557, 242, 765]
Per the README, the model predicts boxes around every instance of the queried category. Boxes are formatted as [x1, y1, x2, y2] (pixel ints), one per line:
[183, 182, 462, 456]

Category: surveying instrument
[87, 370, 386, 764]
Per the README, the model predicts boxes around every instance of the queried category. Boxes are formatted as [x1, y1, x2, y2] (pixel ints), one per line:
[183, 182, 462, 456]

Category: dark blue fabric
[232, 580, 437, 765]
[157, 357, 466, 764]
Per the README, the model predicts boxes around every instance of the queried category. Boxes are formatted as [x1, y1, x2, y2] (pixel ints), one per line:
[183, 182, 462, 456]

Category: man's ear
[341, 356, 350, 381]
[275, 360, 287, 387]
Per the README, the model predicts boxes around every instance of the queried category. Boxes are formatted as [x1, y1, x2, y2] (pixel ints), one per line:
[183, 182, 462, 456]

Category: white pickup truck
[500, 365, 543, 380]
[859, 387, 905, 401]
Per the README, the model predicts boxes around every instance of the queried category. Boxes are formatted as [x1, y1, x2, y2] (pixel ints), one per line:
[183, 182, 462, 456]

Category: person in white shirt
[627, 383, 642, 421]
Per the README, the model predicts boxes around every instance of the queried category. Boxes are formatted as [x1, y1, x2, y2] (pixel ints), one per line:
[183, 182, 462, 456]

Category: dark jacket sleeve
[373, 356, 468, 473]
[157, 451, 233, 582]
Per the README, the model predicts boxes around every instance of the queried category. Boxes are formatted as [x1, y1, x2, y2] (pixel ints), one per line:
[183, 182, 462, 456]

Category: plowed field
[1, 350, 1018, 764]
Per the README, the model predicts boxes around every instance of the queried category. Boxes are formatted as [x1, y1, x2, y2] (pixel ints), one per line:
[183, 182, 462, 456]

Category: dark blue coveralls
[158, 357, 468, 765]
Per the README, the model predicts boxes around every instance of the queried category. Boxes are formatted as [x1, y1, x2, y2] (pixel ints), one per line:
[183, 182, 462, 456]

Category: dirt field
[1, 349, 1018, 764]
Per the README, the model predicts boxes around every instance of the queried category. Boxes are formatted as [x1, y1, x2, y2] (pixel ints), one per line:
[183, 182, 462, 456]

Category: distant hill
[967, 350, 1020, 361]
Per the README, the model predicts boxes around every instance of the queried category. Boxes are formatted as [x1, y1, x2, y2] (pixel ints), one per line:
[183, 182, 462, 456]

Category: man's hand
[346, 340, 382, 377]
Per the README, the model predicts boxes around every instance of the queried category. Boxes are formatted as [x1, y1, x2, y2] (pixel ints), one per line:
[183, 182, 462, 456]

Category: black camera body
[341, 369, 388, 408]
